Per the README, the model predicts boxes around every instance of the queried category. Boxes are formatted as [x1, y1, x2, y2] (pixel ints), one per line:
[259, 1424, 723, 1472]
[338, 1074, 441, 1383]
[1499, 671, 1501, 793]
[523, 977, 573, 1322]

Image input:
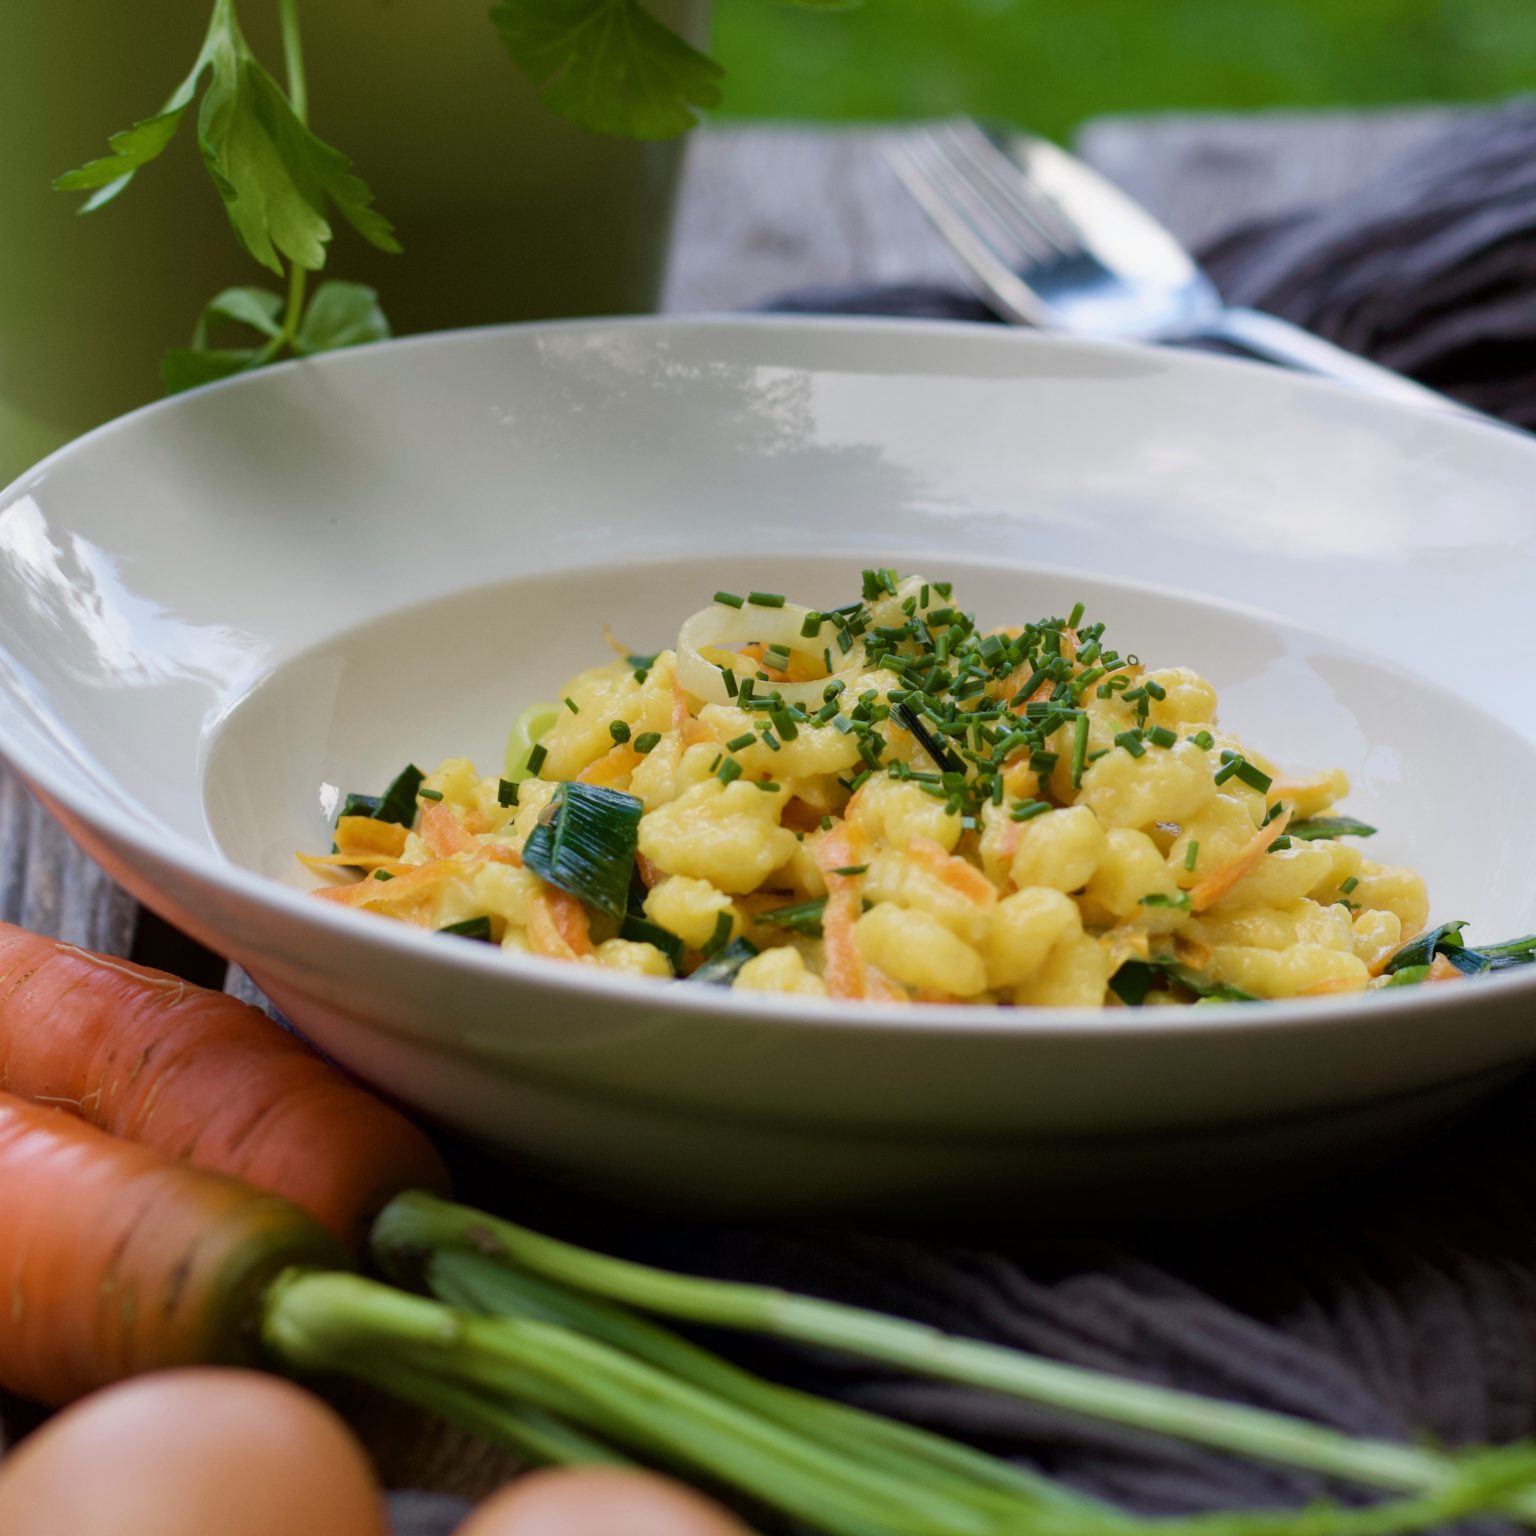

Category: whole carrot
[0, 1094, 344, 1405]
[0, 923, 448, 1252]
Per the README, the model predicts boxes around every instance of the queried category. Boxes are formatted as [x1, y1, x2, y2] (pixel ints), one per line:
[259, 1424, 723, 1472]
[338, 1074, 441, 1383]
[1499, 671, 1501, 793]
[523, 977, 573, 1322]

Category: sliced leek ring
[676, 600, 864, 710]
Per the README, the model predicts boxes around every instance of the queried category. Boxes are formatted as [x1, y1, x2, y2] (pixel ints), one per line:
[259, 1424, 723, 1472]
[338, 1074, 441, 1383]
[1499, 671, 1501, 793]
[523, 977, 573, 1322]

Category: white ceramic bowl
[3, 318, 1535, 1219]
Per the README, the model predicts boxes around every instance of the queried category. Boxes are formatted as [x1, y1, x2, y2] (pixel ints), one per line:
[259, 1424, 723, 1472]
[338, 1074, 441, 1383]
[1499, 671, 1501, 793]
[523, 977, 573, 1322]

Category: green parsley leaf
[294, 281, 392, 354]
[57, 0, 397, 274]
[490, 0, 724, 140]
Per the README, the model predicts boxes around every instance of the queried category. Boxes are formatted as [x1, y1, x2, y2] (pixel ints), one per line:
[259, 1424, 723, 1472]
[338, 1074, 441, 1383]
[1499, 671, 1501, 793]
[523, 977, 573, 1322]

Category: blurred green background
[711, 0, 1535, 137]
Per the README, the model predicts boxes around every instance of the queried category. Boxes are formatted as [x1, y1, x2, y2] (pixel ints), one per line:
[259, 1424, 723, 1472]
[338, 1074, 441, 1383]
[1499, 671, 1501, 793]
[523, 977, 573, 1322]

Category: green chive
[438, 916, 494, 941]
[1010, 799, 1050, 823]
[830, 864, 868, 877]
[717, 758, 743, 785]
[1144, 679, 1167, 701]
[609, 720, 631, 744]
[373, 869, 395, 882]
[1067, 601, 1085, 628]
[1184, 840, 1200, 872]
[1213, 754, 1244, 786]
[725, 733, 756, 752]
[526, 744, 548, 776]
[1234, 761, 1274, 794]
[1191, 730, 1215, 750]
[418, 787, 445, 802]
[564, 697, 579, 715]
[721, 667, 738, 698]
[633, 732, 661, 755]
[1070, 714, 1090, 788]
[754, 780, 781, 792]
[1114, 730, 1147, 759]
[1341, 875, 1360, 895]
[701, 910, 734, 957]
[1147, 725, 1177, 749]
[713, 591, 744, 608]
[1140, 892, 1192, 912]
[748, 591, 785, 608]
[497, 779, 520, 808]
[800, 610, 822, 638]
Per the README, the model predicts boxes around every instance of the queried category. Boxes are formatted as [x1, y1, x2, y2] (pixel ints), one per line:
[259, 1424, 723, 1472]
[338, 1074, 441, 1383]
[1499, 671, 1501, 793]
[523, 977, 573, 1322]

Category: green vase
[0, 0, 708, 485]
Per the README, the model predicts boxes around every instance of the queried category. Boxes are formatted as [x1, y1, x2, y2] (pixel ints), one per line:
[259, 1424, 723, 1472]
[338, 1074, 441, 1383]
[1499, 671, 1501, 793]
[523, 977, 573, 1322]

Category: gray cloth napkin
[391, 104, 1536, 1535]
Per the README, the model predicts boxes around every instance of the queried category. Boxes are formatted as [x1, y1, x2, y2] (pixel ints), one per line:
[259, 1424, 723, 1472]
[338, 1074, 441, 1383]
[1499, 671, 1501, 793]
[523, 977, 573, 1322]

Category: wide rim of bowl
[4, 313, 1534, 1043]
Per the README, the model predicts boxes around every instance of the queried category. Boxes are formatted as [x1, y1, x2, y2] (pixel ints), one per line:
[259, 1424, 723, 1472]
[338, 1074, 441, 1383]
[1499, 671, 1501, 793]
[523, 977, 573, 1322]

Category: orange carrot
[907, 836, 997, 906]
[1188, 808, 1293, 913]
[812, 826, 870, 1001]
[0, 924, 449, 1254]
[0, 1093, 343, 1405]
[420, 802, 475, 858]
[577, 744, 643, 787]
[526, 888, 595, 962]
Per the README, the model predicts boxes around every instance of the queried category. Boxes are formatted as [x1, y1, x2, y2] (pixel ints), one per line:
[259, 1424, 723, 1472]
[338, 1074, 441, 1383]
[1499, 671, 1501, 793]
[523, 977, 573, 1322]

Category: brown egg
[0, 1368, 386, 1536]
[457, 1467, 753, 1536]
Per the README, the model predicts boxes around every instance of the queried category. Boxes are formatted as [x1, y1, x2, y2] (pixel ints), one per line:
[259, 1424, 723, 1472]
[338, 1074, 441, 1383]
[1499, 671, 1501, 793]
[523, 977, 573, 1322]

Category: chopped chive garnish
[1289, 816, 1378, 841]
[1010, 799, 1050, 823]
[617, 915, 684, 972]
[1140, 892, 1192, 912]
[526, 744, 548, 777]
[418, 787, 445, 802]
[755, 780, 781, 792]
[1232, 760, 1273, 793]
[1067, 601, 1085, 628]
[1269, 835, 1293, 850]
[438, 916, 494, 941]
[800, 610, 822, 638]
[726, 733, 756, 752]
[1191, 731, 1215, 751]
[1114, 731, 1147, 759]
[1147, 725, 1178, 749]
[714, 591, 744, 608]
[1213, 753, 1244, 787]
[761, 728, 781, 751]
[632, 732, 662, 755]
[1143, 679, 1167, 701]
[1261, 801, 1287, 827]
[497, 778, 520, 808]
[1340, 875, 1360, 895]
[821, 815, 833, 830]
[701, 910, 734, 958]
[1184, 840, 1200, 871]
[687, 938, 759, 986]
[373, 869, 395, 882]
[722, 667, 738, 698]
[564, 697, 579, 715]
[756, 898, 826, 937]
[830, 864, 868, 877]
[748, 591, 785, 608]
[717, 758, 743, 785]
[609, 720, 632, 744]
[1070, 714, 1090, 788]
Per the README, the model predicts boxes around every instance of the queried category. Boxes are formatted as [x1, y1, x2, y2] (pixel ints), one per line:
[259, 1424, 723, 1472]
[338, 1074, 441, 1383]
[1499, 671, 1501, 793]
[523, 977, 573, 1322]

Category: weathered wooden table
[0, 109, 1460, 1486]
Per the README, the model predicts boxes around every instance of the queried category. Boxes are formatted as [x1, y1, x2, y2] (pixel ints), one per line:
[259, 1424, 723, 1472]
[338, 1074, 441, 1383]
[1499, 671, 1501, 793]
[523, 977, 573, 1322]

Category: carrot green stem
[371, 1193, 1536, 1519]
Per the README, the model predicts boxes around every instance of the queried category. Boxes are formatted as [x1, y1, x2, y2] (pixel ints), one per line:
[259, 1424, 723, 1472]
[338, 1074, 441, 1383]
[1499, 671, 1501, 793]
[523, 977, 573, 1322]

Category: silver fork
[888, 118, 1461, 414]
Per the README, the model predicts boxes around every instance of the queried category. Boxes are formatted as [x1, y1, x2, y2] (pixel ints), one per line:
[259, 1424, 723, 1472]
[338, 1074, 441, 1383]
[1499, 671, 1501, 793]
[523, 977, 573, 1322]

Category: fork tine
[897, 130, 1056, 271]
[929, 120, 1088, 262]
[907, 126, 1059, 269]
[886, 134, 1053, 325]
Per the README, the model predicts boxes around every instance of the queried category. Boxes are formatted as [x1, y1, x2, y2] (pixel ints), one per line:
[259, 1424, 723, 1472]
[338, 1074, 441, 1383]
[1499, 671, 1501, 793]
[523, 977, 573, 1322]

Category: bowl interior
[203, 550, 1536, 939]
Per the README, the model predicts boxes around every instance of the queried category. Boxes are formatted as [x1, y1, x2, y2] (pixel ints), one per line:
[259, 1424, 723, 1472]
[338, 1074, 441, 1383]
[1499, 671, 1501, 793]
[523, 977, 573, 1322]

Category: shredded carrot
[1172, 931, 1213, 971]
[577, 744, 642, 787]
[420, 803, 476, 859]
[670, 673, 712, 746]
[907, 836, 997, 906]
[1189, 808, 1293, 913]
[526, 888, 594, 963]
[1426, 954, 1466, 983]
[635, 854, 664, 890]
[812, 827, 869, 1001]
[1298, 974, 1369, 997]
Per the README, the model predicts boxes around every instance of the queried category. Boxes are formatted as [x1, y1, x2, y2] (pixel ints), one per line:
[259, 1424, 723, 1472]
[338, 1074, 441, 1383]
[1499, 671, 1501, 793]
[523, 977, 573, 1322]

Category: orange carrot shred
[420, 802, 476, 859]
[1189, 808, 1294, 913]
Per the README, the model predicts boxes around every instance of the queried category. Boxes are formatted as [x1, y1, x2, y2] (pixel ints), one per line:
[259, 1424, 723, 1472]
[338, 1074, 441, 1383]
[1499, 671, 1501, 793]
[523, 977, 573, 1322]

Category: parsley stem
[279, 0, 309, 125]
